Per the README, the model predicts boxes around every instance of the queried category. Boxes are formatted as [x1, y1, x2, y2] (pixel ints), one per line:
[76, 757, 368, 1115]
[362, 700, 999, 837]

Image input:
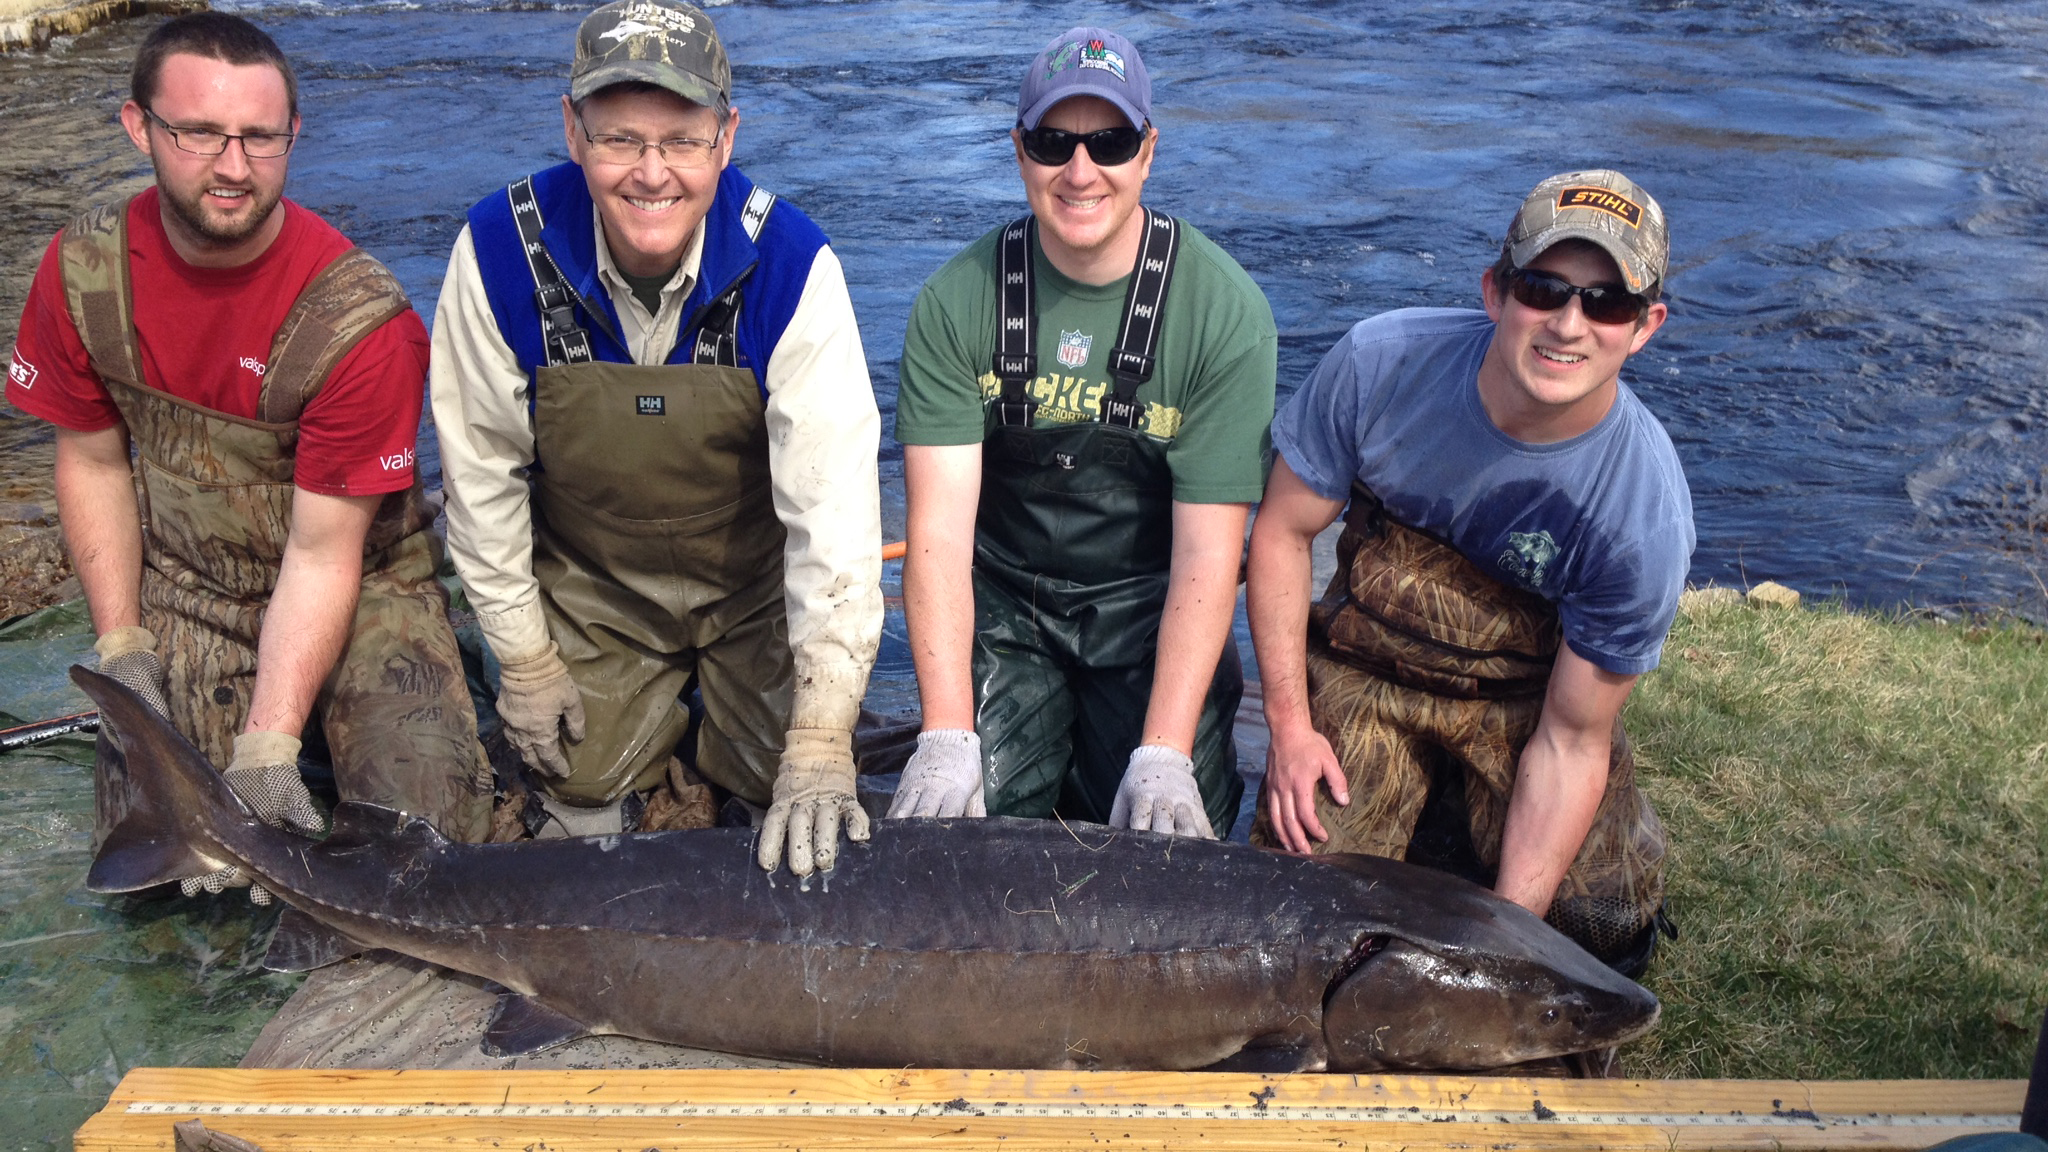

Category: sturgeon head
[1313, 855, 1660, 1070]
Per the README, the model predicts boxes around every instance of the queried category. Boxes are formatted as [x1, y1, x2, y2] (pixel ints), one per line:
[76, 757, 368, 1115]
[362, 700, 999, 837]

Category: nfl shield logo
[1057, 329, 1093, 369]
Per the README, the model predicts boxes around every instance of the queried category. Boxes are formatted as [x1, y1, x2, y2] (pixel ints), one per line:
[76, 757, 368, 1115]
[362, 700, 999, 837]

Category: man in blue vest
[430, 0, 882, 876]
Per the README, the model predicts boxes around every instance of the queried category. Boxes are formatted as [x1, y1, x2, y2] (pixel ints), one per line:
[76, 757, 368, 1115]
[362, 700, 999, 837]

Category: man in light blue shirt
[1247, 170, 1692, 978]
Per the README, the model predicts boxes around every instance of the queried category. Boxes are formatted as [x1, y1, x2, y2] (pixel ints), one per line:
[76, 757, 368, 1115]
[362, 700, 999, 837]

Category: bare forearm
[245, 489, 379, 737]
[1495, 648, 1637, 916]
[53, 426, 143, 633]
[902, 539, 976, 731]
[1246, 509, 1318, 736]
[1495, 730, 1610, 916]
[902, 445, 981, 732]
[1142, 503, 1249, 754]
[245, 544, 363, 735]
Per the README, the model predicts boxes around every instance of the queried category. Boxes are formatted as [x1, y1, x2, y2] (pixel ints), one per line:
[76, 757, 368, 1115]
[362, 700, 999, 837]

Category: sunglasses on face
[1017, 123, 1149, 167]
[1502, 267, 1650, 325]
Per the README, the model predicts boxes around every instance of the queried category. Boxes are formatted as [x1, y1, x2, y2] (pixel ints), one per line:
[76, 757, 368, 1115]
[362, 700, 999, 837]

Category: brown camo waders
[63, 198, 492, 848]
[1252, 484, 1668, 967]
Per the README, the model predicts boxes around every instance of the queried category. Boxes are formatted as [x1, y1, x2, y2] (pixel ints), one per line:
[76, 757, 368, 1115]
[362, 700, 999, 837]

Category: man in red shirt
[6, 12, 491, 897]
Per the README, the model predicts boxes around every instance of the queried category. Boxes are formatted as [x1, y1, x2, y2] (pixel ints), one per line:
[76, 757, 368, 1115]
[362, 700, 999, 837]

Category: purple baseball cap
[1017, 26, 1151, 130]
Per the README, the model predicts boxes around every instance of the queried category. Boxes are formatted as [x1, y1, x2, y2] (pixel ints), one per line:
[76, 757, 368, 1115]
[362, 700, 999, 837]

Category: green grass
[1623, 596, 2048, 1080]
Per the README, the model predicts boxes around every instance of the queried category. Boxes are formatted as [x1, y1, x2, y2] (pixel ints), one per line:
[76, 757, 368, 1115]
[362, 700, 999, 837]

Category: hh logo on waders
[1057, 329, 1093, 369]
[636, 395, 666, 416]
[1498, 529, 1560, 591]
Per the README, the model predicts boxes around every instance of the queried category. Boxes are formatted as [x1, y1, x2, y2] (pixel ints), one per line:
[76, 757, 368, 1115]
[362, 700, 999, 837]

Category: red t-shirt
[5, 188, 426, 496]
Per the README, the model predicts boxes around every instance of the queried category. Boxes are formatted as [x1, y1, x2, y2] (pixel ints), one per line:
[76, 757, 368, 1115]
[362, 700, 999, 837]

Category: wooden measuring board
[75, 1067, 2026, 1150]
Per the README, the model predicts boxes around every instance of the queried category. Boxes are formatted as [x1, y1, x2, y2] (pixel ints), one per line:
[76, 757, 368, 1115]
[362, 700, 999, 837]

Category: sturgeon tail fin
[73, 665, 244, 892]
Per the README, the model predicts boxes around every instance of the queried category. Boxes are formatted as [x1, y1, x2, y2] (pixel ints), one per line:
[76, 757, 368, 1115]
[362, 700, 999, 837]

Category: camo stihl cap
[571, 0, 730, 114]
[1505, 169, 1668, 296]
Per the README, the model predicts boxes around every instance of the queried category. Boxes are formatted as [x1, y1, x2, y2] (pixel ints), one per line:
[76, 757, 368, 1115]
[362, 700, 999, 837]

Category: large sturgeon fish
[78, 667, 1658, 1071]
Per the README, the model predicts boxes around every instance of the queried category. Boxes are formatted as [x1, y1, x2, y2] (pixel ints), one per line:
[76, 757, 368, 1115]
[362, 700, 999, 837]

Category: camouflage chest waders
[1250, 483, 1668, 972]
[973, 214, 1242, 833]
[508, 177, 791, 809]
[60, 198, 491, 848]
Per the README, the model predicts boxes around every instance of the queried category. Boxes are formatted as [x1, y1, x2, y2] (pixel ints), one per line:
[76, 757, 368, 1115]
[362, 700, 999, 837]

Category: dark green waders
[507, 177, 791, 809]
[972, 214, 1243, 833]
[60, 198, 493, 849]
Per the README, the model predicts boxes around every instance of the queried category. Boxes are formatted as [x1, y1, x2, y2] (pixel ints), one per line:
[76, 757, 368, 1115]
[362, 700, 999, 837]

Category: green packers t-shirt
[895, 216, 1277, 504]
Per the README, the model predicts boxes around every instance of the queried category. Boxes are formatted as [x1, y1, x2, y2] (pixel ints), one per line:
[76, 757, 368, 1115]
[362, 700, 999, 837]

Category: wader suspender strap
[991, 208, 1182, 430]
[1101, 208, 1180, 428]
[992, 216, 1038, 428]
[687, 186, 777, 368]
[507, 176, 612, 367]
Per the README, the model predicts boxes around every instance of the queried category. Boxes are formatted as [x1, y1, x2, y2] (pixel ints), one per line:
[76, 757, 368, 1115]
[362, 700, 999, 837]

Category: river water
[1, 1, 2046, 1145]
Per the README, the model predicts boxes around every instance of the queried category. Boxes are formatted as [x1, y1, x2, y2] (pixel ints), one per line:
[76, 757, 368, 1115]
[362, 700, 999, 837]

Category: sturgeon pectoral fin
[263, 907, 371, 972]
[482, 993, 595, 1057]
[325, 801, 451, 849]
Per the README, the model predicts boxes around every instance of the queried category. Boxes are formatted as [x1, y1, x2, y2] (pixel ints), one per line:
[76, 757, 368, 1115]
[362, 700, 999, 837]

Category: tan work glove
[94, 625, 169, 717]
[182, 730, 323, 905]
[758, 728, 869, 876]
[496, 642, 585, 778]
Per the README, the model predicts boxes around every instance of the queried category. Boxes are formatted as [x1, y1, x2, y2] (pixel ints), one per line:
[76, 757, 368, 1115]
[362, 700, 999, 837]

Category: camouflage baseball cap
[1504, 170, 1668, 296]
[570, 0, 730, 114]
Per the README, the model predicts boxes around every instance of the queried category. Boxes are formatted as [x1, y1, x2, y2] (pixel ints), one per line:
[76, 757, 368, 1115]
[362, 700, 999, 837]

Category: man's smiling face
[1477, 240, 1668, 442]
[1012, 94, 1154, 274]
[123, 52, 297, 257]
[565, 84, 734, 278]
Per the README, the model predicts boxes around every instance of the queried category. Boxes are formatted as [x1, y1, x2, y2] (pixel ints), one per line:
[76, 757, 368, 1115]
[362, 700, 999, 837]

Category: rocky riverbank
[0, 0, 199, 53]
[0, 13, 160, 618]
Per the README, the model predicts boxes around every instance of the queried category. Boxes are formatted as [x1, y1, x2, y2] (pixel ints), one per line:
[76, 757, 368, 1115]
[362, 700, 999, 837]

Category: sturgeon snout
[1323, 936, 1660, 1071]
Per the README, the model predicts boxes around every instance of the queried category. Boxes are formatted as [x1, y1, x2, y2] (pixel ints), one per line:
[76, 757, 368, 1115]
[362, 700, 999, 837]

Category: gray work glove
[885, 729, 986, 819]
[181, 730, 323, 905]
[495, 642, 585, 778]
[758, 728, 870, 876]
[94, 625, 169, 717]
[1109, 744, 1217, 840]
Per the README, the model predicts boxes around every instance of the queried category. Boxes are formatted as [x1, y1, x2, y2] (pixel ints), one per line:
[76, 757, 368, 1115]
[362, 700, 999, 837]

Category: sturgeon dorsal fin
[263, 907, 371, 972]
[324, 802, 450, 850]
[482, 993, 597, 1058]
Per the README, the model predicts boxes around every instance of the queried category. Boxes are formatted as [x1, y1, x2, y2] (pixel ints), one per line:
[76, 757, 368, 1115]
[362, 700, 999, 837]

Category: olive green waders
[1251, 484, 1667, 967]
[974, 214, 1242, 833]
[61, 198, 492, 849]
[526, 356, 790, 808]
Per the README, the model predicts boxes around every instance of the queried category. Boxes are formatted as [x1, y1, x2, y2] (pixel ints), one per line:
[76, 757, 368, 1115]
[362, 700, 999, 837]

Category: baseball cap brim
[1510, 224, 1658, 296]
[570, 59, 727, 113]
[1019, 88, 1147, 131]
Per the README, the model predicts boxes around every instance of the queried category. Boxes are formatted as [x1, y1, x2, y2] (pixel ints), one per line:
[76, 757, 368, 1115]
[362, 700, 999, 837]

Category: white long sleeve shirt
[429, 211, 882, 734]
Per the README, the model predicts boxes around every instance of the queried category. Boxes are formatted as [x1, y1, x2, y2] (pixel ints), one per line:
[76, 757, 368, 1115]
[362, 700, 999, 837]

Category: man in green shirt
[891, 26, 1276, 837]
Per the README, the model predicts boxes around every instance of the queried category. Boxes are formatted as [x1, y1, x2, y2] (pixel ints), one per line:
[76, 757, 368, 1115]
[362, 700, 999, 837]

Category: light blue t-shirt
[1274, 308, 1695, 676]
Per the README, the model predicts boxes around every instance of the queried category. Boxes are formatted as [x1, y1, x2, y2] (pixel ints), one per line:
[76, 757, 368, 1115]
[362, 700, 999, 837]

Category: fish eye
[1542, 1008, 1560, 1024]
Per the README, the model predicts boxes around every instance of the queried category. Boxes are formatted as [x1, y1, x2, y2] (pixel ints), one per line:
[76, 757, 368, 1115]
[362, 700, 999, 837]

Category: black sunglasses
[1017, 123, 1149, 167]
[1502, 266, 1649, 325]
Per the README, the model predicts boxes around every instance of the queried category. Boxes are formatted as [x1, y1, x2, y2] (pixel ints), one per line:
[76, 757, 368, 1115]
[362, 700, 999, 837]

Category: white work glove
[758, 728, 870, 876]
[182, 730, 323, 905]
[885, 729, 986, 819]
[94, 625, 169, 717]
[1109, 744, 1217, 839]
[495, 642, 585, 778]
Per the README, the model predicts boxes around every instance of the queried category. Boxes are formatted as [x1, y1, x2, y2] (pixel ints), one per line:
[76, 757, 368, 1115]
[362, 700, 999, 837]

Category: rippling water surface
[1, 1, 2046, 1144]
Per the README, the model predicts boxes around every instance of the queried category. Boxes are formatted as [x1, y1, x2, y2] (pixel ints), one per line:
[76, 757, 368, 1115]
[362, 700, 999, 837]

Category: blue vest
[466, 161, 830, 397]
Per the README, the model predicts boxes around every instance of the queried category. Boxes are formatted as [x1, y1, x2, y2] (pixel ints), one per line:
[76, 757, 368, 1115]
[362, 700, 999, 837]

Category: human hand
[1109, 744, 1215, 839]
[885, 729, 985, 819]
[759, 728, 870, 876]
[1264, 720, 1348, 854]
[495, 642, 585, 778]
